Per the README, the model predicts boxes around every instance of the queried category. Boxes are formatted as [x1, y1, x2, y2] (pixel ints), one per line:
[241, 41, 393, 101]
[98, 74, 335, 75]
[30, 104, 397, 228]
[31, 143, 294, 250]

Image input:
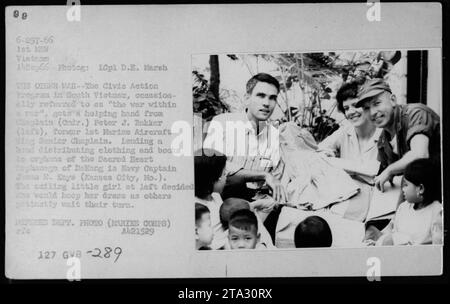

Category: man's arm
[227, 169, 286, 203]
[374, 134, 429, 191]
[226, 169, 267, 184]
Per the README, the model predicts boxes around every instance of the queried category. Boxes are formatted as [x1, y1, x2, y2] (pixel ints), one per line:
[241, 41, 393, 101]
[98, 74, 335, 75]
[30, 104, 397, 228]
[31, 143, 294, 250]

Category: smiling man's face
[246, 81, 278, 123]
[365, 91, 396, 129]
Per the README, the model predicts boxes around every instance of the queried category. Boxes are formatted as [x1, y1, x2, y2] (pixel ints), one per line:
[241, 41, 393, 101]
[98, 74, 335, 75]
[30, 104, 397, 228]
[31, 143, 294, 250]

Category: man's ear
[390, 93, 397, 105]
[244, 93, 250, 106]
[195, 227, 199, 240]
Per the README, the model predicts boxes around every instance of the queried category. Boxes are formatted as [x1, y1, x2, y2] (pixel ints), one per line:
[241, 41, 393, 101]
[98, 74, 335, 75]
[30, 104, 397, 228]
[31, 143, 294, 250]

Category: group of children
[195, 148, 443, 250]
[194, 148, 336, 250]
[194, 149, 269, 250]
[195, 198, 262, 250]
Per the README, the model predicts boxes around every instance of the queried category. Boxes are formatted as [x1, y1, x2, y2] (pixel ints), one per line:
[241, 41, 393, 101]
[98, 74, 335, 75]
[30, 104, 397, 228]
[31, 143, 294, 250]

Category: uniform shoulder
[404, 103, 439, 117]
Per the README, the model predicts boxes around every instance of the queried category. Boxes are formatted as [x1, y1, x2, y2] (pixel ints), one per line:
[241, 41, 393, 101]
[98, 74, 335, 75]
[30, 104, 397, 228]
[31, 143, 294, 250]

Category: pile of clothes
[279, 122, 360, 211]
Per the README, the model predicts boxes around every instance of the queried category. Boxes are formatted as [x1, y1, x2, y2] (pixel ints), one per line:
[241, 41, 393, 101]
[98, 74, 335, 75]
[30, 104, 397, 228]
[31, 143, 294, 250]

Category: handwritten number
[104, 247, 112, 258]
[86, 247, 122, 262]
[91, 248, 102, 258]
[113, 247, 122, 263]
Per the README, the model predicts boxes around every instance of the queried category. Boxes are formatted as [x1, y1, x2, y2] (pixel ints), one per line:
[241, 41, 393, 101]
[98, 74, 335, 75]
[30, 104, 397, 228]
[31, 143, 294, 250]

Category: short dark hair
[294, 216, 332, 248]
[195, 203, 210, 224]
[335, 80, 362, 113]
[228, 209, 258, 233]
[219, 198, 250, 230]
[194, 149, 227, 199]
[404, 158, 441, 204]
[246, 73, 280, 95]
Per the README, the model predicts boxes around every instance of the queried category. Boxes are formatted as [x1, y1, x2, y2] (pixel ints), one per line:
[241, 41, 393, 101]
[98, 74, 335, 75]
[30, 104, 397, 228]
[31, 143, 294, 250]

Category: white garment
[390, 135, 398, 155]
[275, 206, 366, 248]
[387, 200, 443, 245]
[318, 124, 382, 163]
[279, 122, 360, 210]
[203, 112, 282, 188]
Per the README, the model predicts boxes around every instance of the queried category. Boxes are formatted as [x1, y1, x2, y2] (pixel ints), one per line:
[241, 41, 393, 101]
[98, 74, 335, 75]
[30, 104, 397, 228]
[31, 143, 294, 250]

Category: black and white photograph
[193, 50, 442, 250]
[2, 1, 446, 285]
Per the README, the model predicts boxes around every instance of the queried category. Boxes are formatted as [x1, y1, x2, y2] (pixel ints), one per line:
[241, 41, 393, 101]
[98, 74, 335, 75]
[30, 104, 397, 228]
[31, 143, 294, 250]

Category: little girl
[376, 158, 443, 246]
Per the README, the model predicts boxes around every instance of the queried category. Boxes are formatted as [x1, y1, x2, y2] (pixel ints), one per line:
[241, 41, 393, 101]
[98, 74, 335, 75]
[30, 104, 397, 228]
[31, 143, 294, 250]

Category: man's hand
[374, 167, 393, 192]
[374, 134, 430, 192]
[250, 198, 277, 213]
[264, 173, 286, 204]
[317, 150, 335, 158]
[363, 239, 376, 246]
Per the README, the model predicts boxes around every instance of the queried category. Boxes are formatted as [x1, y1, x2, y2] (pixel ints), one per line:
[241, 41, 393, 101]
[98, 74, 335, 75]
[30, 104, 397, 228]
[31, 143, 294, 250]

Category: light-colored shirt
[390, 135, 398, 155]
[203, 112, 282, 188]
[386, 200, 443, 245]
[318, 123, 382, 163]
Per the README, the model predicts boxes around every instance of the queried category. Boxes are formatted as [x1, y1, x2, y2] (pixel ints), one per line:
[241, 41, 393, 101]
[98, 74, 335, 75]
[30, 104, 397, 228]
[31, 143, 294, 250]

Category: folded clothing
[275, 206, 365, 248]
[279, 122, 360, 210]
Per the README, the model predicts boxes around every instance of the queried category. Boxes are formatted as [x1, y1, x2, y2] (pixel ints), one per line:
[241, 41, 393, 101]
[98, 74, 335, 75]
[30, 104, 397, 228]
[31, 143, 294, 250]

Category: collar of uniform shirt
[244, 109, 270, 136]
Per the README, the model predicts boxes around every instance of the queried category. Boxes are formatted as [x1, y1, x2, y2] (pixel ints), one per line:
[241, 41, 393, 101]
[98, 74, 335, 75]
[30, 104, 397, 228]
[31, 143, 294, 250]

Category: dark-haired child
[220, 198, 251, 230]
[376, 158, 442, 245]
[194, 148, 228, 249]
[294, 215, 333, 248]
[195, 203, 213, 250]
[220, 197, 275, 249]
[228, 209, 260, 250]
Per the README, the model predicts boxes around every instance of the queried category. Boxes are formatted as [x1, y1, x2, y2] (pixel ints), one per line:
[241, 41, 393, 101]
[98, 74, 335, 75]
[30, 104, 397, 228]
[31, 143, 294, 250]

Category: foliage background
[192, 51, 406, 143]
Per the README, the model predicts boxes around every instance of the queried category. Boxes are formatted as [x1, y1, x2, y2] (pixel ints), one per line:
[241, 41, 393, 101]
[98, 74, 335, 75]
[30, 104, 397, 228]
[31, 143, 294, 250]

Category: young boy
[294, 216, 333, 248]
[195, 203, 214, 250]
[228, 209, 260, 250]
[220, 198, 251, 230]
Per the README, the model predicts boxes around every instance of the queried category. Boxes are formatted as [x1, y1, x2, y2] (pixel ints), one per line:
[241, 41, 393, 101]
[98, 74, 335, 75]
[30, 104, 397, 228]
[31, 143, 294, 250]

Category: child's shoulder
[397, 201, 411, 211]
[428, 200, 442, 212]
[211, 192, 224, 204]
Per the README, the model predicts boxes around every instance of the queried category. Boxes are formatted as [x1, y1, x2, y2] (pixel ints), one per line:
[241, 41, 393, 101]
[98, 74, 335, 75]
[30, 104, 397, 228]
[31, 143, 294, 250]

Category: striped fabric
[203, 112, 281, 179]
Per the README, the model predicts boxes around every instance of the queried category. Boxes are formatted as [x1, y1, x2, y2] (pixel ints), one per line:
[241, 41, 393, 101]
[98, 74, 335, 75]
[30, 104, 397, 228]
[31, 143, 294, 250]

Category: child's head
[403, 158, 440, 205]
[194, 149, 227, 199]
[228, 209, 260, 249]
[220, 197, 251, 230]
[195, 203, 213, 249]
[294, 216, 332, 248]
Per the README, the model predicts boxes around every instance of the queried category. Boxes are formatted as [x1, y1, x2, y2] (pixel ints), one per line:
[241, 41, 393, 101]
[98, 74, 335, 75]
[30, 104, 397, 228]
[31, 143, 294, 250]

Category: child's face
[402, 178, 423, 204]
[228, 225, 259, 249]
[196, 213, 214, 247]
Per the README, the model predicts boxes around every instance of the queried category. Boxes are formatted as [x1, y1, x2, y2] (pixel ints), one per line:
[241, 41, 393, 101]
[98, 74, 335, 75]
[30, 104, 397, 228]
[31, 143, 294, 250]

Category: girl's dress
[378, 200, 442, 245]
